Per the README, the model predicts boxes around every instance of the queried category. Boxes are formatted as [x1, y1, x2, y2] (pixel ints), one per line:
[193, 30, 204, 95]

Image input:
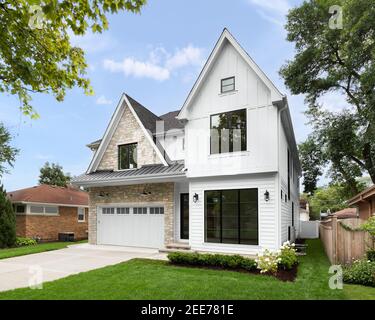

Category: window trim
[118, 142, 138, 171]
[210, 108, 247, 155]
[78, 207, 86, 222]
[204, 188, 259, 246]
[28, 204, 59, 216]
[220, 76, 235, 93]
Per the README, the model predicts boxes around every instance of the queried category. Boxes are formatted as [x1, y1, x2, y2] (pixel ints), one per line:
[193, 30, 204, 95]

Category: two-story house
[73, 29, 301, 255]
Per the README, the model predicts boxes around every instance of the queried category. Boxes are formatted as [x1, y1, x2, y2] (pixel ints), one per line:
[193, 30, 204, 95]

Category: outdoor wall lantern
[264, 190, 270, 202]
[193, 193, 199, 203]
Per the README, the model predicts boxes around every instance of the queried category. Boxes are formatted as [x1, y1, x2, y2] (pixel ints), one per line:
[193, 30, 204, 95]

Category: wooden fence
[319, 217, 373, 265]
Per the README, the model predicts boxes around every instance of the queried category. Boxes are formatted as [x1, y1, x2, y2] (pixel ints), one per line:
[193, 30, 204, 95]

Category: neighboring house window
[150, 207, 164, 214]
[78, 208, 85, 222]
[29, 205, 59, 215]
[15, 204, 26, 214]
[210, 109, 246, 154]
[221, 76, 235, 93]
[118, 143, 137, 170]
[205, 189, 258, 245]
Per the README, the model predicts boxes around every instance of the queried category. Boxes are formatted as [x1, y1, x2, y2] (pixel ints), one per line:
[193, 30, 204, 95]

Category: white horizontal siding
[189, 173, 278, 255]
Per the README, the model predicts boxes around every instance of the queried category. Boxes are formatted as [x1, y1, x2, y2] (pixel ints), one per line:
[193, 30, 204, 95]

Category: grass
[2, 239, 373, 300]
[0, 240, 87, 260]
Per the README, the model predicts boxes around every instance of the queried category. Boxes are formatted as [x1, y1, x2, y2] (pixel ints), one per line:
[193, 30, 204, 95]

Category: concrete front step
[159, 248, 194, 254]
[165, 242, 191, 250]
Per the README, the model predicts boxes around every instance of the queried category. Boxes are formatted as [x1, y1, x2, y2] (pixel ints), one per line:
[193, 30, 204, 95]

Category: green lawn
[0, 241, 87, 260]
[0, 239, 373, 300]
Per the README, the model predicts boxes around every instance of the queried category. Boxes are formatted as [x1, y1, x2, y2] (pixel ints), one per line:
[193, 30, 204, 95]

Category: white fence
[300, 220, 319, 239]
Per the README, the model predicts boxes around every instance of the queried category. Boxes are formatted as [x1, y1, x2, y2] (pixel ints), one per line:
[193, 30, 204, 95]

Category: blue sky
[1, 0, 340, 191]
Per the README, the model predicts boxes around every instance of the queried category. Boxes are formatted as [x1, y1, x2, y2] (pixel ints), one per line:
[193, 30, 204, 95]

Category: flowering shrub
[15, 237, 37, 247]
[278, 241, 298, 270]
[343, 259, 375, 287]
[256, 249, 280, 274]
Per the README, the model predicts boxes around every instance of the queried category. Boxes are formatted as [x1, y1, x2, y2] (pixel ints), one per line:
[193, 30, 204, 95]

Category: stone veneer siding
[98, 104, 161, 170]
[88, 183, 174, 246]
[15, 207, 88, 241]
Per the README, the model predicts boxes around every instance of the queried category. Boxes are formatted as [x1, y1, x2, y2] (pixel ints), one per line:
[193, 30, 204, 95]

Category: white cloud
[103, 45, 204, 81]
[103, 58, 170, 81]
[247, 0, 291, 26]
[166, 45, 204, 70]
[96, 95, 113, 105]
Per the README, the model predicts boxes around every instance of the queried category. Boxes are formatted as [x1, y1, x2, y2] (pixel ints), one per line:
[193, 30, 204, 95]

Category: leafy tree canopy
[281, 0, 375, 196]
[39, 162, 71, 187]
[0, 0, 146, 118]
[0, 184, 16, 248]
[0, 123, 19, 177]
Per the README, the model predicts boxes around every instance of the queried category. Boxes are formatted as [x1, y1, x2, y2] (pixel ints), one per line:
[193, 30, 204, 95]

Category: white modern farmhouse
[73, 29, 301, 255]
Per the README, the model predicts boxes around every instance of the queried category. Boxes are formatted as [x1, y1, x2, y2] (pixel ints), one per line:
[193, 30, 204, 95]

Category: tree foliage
[298, 137, 325, 194]
[281, 0, 375, 193]
[308, 183, 365, 220]
[0, 123, 19, 177]
[0, 0, 147, 118]
[0, 185, 16, 248]
[39, 162, 71, 187]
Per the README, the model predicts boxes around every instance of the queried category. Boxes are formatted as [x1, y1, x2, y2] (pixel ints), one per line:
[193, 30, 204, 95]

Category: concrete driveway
[0, 244, 167, 292]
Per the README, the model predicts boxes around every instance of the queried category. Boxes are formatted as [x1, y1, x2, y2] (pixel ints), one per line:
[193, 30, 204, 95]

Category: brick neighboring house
[7, 185, 89, 241]
[348, 185, 375, 220]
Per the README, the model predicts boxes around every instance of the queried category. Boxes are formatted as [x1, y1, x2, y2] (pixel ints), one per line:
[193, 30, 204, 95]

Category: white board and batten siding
[278, 119, 300, 244]
[184, 40, 279, 179]
[189, 173, 279, 255]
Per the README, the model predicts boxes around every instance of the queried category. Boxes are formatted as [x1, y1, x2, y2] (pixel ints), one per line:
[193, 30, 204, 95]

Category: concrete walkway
[0, 244, 167, 292]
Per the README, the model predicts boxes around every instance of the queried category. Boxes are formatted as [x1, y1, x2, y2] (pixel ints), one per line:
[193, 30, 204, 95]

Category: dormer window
[118, 143, 137, 170]
[221, 76, 235, 93]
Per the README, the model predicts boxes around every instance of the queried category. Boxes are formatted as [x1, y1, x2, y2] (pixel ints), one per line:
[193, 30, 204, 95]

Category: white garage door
[97, 205, 164, 248]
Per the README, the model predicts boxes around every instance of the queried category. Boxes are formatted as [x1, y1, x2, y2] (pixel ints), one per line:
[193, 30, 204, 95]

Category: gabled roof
[86, 93, 169, 173]
[333, 208, 358, 219]
[177, 28, 284, 119]
[7, 184, 88, 206]
[87, 109, 183, 151]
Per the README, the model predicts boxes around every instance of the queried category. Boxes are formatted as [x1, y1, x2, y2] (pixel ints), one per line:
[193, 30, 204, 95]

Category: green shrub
[343, 260, 375, 287]
[167, 252, 257, 272]
[256, 249, 280, 274]
[366, 250, 375, 262]
[0, 185, 16, 248]
[15, 237, 38, 247]
[278, 241, 298, 270]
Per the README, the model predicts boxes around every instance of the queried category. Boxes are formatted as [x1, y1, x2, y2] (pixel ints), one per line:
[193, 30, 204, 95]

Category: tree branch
[348, 155, 366, 168]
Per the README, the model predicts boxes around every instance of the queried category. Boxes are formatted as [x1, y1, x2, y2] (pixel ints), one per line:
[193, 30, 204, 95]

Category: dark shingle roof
[72, 163, 185, 185]
[87, 97, 183, 148]
[160, 110, 184, 131]
[125, 94, 161, 134]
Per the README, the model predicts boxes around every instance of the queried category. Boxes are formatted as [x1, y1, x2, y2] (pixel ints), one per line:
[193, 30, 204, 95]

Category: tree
[308, 183, 364, 220]
[39, 162, 71, 187]
[0, 185, 16, 248]
[280, 0, 375, 190]
[298, 137, 325, 194]
[0, 0, 146, 118]
[0, 123, 19, 177]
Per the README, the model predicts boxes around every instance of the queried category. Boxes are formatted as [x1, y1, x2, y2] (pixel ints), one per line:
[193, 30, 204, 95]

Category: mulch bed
[168, 263, 298, 282]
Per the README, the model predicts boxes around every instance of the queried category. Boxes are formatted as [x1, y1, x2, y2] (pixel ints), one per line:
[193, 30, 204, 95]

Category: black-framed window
[205, 188, 258, 245]
[210, 109, 246, 154]
[221, 76, 235, 93]
[118, 143, 137, 170]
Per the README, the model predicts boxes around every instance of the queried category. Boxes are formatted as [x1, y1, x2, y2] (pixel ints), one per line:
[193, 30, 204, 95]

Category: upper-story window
[221, 76, 235, 93]
[210, 109, 247, 154]
[118, 143, 137, 170]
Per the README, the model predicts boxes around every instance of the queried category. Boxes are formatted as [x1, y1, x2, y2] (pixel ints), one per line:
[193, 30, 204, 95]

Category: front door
[180, 193, 189, 240]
